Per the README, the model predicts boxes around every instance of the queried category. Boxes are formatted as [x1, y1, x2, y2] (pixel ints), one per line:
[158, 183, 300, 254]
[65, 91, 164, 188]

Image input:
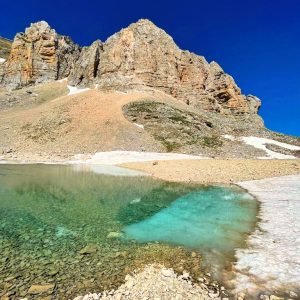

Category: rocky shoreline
[71, 265, 298, 300]
[72, 264, 228, 300]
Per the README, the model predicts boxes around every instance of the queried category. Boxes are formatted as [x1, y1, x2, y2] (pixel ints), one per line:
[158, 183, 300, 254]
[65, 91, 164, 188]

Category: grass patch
[200, 136, 223, 148]
[126, 101, 161, 113]
[154, 135, 181, 152]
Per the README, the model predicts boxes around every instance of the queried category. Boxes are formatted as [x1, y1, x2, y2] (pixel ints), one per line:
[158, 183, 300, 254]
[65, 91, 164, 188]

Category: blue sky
[1, 0, 299, 136]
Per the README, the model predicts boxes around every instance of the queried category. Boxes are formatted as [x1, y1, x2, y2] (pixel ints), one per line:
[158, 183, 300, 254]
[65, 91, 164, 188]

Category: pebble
[160, 268, 173, 277]
[270, 296, 284, 300]
[289, 291, 298, 298]
[27, 284, 55, 294]
[79, 244, 98, 254]
[106, 232, 123, 239]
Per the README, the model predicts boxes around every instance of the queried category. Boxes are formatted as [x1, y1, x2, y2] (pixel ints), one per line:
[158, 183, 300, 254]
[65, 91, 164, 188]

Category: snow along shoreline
[234, 174, 300, 294]
[223, 135, 300, 159]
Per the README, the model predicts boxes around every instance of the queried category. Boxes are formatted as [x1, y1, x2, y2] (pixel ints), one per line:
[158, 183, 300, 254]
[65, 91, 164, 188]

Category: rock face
[1, 19, 261, 118]
[1, 21, 80, 89]
[0, 37, 12, 60]
[0, 37, 12, 81]
[69, 19, 261, 116]
[68, 40, 102, 86]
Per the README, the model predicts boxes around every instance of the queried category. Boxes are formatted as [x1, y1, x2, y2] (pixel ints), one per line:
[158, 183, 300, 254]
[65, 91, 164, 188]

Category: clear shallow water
[124, 187, 256, 251]
[0, 164, 258, 299]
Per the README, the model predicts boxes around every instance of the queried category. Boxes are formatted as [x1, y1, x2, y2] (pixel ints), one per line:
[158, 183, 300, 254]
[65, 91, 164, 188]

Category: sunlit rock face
[2, 21, 80, 89]
[1, 19, 262, 119]
[91, 19, 261, 116]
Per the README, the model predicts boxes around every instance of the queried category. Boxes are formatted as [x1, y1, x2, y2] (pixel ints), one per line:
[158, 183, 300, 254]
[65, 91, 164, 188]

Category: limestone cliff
[1, 21, 80, 89]
[70, 19, 261, 116]
[0, 37, 12, 81]
[0, 37, 12, 60]
[1, 19, 261, 118]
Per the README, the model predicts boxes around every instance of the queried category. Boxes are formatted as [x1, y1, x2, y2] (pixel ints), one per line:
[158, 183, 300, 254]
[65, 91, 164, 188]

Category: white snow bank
[71, 164, 147, 177]
[234, 175, 300, 292]
[70, 151, 205, 165]
[67, 85, 90, 96]
[223, 135, 300, 159]
[134, 123, 144, 129]
[222, 134, 235, 141]
[58, 77, 68, 83]
[0, 57, 5, 63]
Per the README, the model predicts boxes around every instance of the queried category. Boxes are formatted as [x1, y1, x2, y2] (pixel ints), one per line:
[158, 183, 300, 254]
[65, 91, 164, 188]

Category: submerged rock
[79, 244, 98, 255]
[106, 231, 123, 239]
[27, 283, 55, 294]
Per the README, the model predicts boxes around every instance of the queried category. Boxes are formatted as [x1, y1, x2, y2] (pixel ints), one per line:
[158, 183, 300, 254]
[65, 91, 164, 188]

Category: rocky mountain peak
[0, 19, 262, 121]
[1, 21, 80, 89]
[24, 21, 54, 37]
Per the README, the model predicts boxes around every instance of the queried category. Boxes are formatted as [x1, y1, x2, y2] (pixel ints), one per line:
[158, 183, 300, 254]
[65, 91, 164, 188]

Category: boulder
[106, 231, 123, 239]
[79, 244, 98, 254]
[27, 284, 55, 294]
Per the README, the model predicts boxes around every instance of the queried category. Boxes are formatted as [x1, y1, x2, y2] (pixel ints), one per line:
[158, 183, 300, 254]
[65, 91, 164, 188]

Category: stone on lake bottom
[107, 231, 123, 239]
[79, 244, 98, 255]
[27, 284, 55, 294]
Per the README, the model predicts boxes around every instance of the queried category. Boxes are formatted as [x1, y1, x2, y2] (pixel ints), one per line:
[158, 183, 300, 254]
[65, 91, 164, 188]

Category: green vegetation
[126, 100, 161, 113]
[124, 100, 223, 152]
[200, 135, 223, 148]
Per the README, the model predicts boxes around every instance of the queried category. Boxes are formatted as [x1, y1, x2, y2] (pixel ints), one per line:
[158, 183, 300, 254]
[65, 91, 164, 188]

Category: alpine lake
[0, 164, 258, 299]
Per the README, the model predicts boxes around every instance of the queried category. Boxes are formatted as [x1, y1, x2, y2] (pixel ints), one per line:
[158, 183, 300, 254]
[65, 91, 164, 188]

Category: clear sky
[1, 0, 299, 136]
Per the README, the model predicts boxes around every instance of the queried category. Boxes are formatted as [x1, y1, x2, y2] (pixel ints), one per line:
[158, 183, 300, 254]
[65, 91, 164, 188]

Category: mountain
[1, 21, 80, 88]
[1, 20, 261, 118]
[0, 20, 299, 160]
[0, 36, 12, 79]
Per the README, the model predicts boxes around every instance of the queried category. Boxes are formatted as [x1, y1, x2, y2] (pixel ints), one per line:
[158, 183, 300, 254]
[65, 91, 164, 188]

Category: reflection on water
[0, 164, 258, 299]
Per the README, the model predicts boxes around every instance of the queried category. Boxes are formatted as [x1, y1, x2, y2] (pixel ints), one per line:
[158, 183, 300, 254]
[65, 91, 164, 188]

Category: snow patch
[223, 134, 235, 141]
[67, 85, 90, 96]
[58, 77, 68, 83]
[223, 135, 300, 159]
[134, 123, 144, 129]
[234, 175, 300, 292]
[0, 57, 5, 63]
[71, 163, 147, 177]
[70, 151, 206, 165]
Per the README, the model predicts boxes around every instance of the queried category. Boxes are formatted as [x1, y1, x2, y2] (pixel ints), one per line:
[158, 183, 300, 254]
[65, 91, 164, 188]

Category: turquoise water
[0, 164, 258, 299]
[124, 187, 256, 251]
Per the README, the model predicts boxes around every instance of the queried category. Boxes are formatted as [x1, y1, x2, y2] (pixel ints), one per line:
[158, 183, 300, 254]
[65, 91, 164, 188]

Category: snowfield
[70, 151, 206, 165]
[223, 135, 300, 159]
[235, 175, 300, 292]
[67, 85, 90, 96]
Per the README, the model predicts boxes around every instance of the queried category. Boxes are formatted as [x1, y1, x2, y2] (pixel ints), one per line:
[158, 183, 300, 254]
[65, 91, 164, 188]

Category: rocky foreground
[72, 265, 297, 300]
[73, 265, 226, 300]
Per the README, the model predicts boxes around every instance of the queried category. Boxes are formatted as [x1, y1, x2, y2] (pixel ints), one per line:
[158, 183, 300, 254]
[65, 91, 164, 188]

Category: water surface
[0, 164, 258, 299]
